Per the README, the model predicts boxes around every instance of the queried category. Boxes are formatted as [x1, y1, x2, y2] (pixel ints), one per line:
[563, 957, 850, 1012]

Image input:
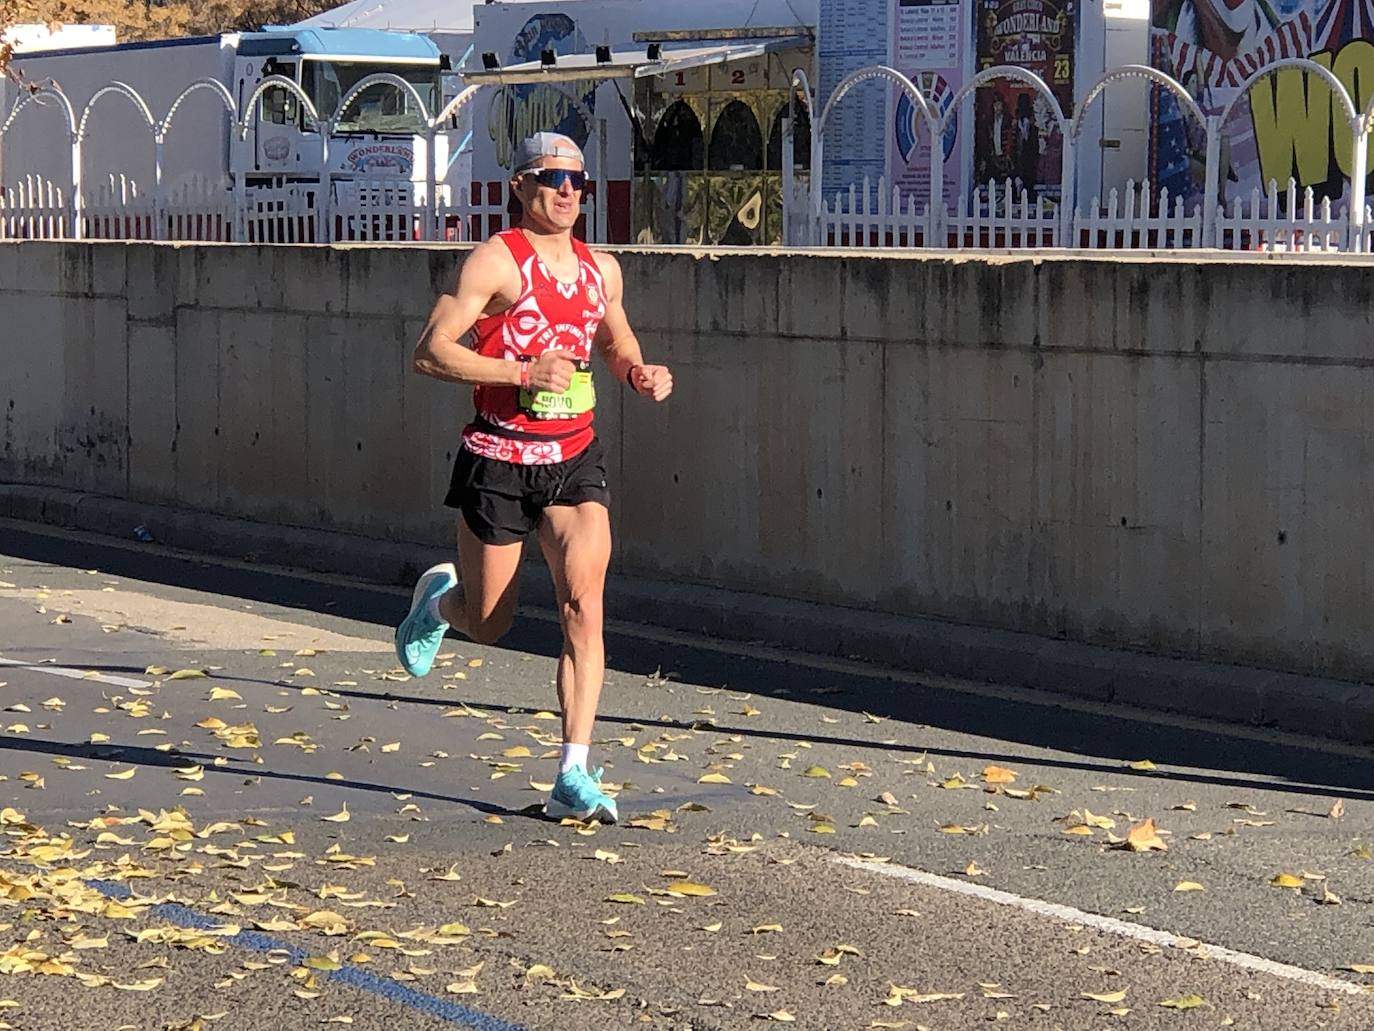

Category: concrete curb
[3, 482, 1371, 746]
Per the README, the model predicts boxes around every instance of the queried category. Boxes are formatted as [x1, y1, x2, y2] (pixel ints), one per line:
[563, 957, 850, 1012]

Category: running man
[396, 132, 672, 825]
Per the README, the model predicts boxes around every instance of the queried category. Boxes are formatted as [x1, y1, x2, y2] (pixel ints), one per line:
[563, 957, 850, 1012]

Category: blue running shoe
[546, 765, 618, 824]
[395, 562, 457, 678]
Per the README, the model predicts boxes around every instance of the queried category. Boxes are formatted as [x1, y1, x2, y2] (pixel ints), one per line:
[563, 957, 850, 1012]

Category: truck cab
[229, 28, 450, 194]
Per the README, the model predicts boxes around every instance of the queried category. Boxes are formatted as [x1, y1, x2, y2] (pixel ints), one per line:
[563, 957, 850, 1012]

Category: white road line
[0, 657, 151, 690]
[835, 856, 1364, 996]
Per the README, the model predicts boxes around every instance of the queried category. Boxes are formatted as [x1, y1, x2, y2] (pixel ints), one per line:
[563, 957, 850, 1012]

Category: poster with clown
[1151, 0, 1374, 207]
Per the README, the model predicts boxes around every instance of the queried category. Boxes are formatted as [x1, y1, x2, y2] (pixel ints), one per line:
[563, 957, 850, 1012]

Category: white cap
[513, 132, 585, 174]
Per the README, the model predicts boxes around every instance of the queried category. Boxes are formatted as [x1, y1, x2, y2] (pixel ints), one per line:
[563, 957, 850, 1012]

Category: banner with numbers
[888, 0, 968, 200]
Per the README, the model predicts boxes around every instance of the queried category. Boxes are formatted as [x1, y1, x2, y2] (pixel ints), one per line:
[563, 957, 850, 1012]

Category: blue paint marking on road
[88, 880, 528, 1031]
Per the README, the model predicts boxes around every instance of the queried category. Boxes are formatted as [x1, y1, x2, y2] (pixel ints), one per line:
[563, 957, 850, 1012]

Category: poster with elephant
[972, 0, 1077, 204]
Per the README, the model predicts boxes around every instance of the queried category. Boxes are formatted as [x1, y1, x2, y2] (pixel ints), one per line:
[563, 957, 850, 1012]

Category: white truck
[0, 26, 459, 206]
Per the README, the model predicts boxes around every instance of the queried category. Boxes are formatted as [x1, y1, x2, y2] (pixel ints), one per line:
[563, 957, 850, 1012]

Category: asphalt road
[0, 518, 1372, 1031]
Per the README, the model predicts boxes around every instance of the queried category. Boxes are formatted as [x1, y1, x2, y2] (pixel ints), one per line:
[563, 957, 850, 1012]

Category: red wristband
[520, 361, 531, 391]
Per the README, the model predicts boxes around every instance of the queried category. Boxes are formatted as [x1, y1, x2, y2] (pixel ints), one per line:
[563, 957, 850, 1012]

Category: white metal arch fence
[787, 58, 1374, 253]
[5, 59, 1373, 252]
[0, 74, 609, 245]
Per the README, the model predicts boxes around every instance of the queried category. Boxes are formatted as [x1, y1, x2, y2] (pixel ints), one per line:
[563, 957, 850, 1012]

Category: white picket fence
[818, 174, 1371, 253]
[0, 174, 603, 245]
[5, 168, 1366, 253]
[1, 176, 69, 240]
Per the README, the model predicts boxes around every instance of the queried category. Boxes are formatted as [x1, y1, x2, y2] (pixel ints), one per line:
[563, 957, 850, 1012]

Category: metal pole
[928, 120, 943, 248]
[425, 126, 439, 242]
[70, 131, 84, 242]
[812, 134, 824, 248]
[153, 135, 166, 241]
[1202, 115, 1220, 246]
[319, 121, 332, 244]
[596, 117, 608, 244]
[781, 109, 795, 246]
[1350, 115, 1368, 252]
[1059, 135, 1074, 246]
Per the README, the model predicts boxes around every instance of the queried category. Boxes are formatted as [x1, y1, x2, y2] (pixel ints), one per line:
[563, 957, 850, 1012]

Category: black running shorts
[444, 437, 610, 545]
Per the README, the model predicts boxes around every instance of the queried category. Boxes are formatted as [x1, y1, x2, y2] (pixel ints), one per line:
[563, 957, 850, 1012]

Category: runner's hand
[629, 364, 673, 402]
[529, 350, 576, 393]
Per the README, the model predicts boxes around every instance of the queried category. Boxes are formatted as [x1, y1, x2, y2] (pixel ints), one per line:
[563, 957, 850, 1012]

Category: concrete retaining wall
[3, 241, 1373, 683]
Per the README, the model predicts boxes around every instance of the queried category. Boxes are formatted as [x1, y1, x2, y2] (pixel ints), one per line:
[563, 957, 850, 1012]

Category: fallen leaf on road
[112, 979, 164, 991]
[1174, 882, 1205, 892]
[667, 881, 716, 897]
[320, 805, 350, 823]
[605, 893, 644, 905]
[1158, 994, 1206, 1009]
[1270, 873, 1304, 889]
[170, 669, 207, 681]
[803, 766, 832, 779]
[104, 768, 137, 780]
[1127, 759, 1157, 771]
[885, 985, 965, 1005]
[983, 766, 1017, 785]
[765, 1011, 795, 1022]
[1084, 990, 1128, 1003]
[208, 687, 241, 701]
[745, 978, 779, 992]
[1121, 819, 1167, 852]
[697, 773, 731, 785]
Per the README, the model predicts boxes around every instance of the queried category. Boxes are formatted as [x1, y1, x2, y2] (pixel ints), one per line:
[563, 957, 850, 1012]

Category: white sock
[425, 593, 447, 625]
[560, 742, 589, 774]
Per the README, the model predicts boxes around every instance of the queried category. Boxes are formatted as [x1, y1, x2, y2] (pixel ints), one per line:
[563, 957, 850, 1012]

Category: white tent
[292, 0, 478, 33]
[294, 0, 815, 36]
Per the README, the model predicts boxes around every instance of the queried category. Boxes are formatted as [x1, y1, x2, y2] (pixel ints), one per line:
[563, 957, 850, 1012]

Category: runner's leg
[437, 518, 524, 645]
[538, 501, 611, 748]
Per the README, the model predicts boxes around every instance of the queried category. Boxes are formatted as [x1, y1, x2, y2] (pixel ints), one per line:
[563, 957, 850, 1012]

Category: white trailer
[2, 35, 236, 195]
[0, 27, 456, 206]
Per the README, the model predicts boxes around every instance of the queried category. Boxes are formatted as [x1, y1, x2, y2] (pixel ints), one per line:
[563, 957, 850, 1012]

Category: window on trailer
[301, 62, 439, 132]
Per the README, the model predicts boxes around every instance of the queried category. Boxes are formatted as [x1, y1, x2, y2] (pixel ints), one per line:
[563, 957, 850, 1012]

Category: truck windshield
[302, 61, 439, 132]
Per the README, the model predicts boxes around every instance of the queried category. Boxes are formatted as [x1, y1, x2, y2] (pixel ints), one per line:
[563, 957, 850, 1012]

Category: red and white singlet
[462, 229, 608, 466]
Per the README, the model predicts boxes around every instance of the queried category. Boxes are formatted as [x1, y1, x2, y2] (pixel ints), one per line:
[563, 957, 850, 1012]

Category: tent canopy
[462, 34, 810, 85]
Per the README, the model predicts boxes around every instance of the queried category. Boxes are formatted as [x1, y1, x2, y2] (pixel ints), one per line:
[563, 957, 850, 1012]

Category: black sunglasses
[523, 168, 587, 191]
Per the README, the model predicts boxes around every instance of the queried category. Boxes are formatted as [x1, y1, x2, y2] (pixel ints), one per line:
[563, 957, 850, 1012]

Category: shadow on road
[0, 732, 560, 822]
[5, 524, 1373, 803]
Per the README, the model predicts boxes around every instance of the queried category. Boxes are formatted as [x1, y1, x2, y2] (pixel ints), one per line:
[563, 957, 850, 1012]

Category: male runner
[395, 132, 672, 825]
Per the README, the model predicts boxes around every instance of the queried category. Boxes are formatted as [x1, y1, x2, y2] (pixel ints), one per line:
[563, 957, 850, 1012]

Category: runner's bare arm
[413, 242, 522, 386]
[592, 251, 673, 402]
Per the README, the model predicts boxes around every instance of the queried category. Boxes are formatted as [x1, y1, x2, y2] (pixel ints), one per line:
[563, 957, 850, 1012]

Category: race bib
[520, 367, 595, 419]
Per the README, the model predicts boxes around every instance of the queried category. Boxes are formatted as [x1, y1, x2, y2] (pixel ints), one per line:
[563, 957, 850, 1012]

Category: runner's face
[515, 155, 584, 233]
